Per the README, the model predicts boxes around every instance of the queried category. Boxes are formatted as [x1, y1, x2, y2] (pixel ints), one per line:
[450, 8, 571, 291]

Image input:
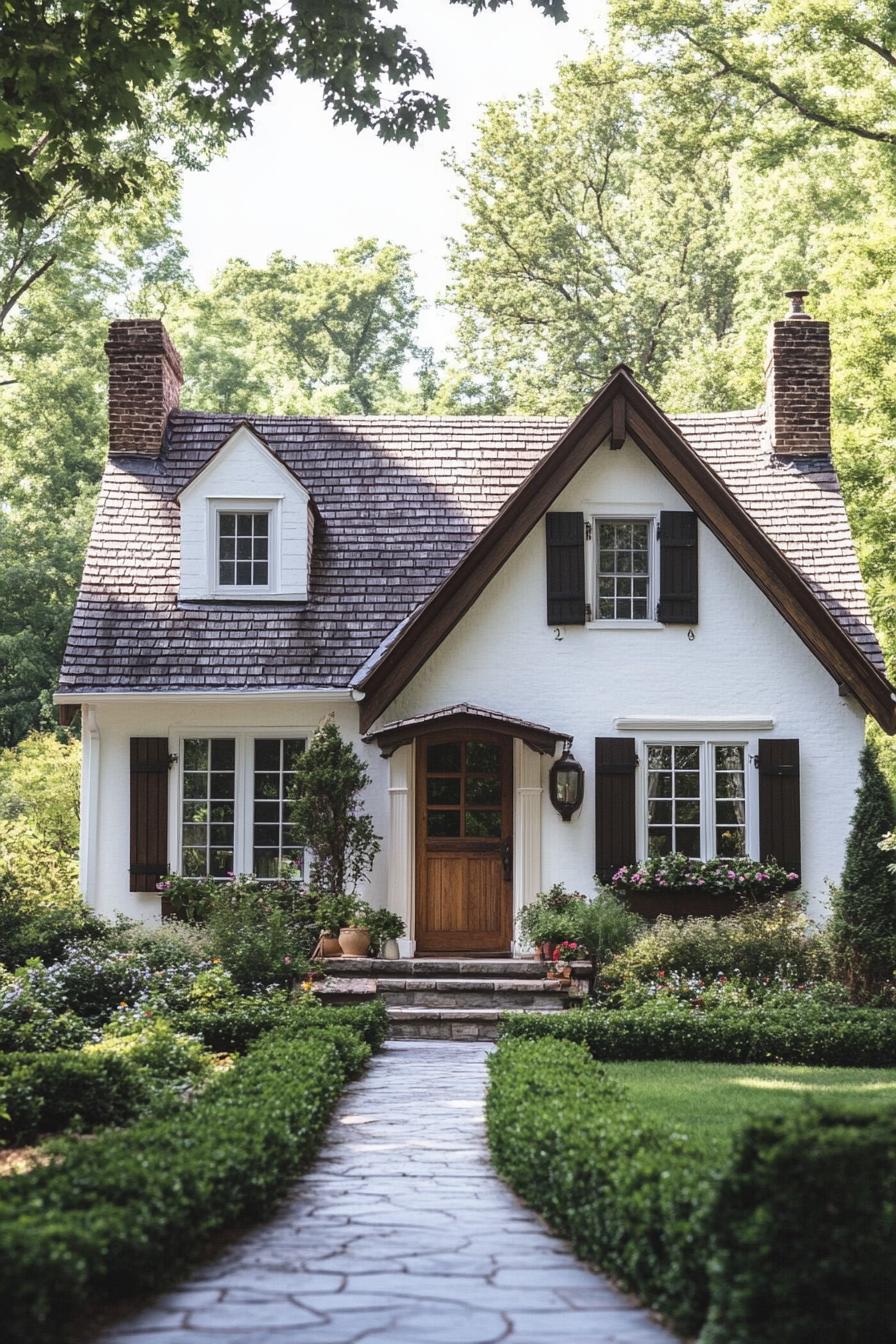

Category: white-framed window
[207, 497, 280, 597]
[586, 504, 661, 627]
[641, 738, 751, 860]
[217, 510, 270, 589]
[175, 732, 307, 879]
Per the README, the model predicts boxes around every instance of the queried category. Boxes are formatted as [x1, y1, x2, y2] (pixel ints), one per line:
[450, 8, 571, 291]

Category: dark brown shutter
[657, 510, 698, 623]
[757, 739, 801, 876]
[595, 737, 637, 882]
[546, 512, 586, 624]
[130, 738, 169, 896]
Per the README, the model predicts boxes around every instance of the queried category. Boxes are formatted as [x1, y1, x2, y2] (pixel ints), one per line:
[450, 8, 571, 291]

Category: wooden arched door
[415, 730, 513, 954]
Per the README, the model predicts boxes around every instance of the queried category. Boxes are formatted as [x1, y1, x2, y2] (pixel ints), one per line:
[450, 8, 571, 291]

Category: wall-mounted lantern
[549, 740, 584, 822]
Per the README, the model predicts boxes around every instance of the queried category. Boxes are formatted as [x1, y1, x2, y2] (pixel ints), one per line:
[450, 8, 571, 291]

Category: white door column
[387, 743, 415, 955]
[512, 738, 543, 953]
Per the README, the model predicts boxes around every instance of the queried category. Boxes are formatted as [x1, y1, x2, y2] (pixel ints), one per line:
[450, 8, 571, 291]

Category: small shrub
[0, 828, 103, 968]
[174, 995, 389, 1054]
[86, 1019, 213, 1090]
[499, 999, 896, 1067]
[3, 944, 206, 1026]
[361, 906, 405, 955]
[517, 882, 584, 948]
[0, 1050, 146, 1146]
[105, 917, 214, 968]
[603, 897, 823, 992]
[0, 1028, 360, 1340]
[203, 879, 313, 989]
[0, 1009, 90, 1054]
[830, 744, 896, 995]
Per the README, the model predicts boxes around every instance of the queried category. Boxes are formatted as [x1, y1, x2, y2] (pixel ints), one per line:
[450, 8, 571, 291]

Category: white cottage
[57, 297, 895, 952]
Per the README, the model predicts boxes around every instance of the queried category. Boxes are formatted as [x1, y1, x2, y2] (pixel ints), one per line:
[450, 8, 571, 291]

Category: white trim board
[614, 715, 775, 732]
[54, 688, 354, 705]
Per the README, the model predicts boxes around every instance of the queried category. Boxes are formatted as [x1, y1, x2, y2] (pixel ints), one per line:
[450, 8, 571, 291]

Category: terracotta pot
[623, 888, 775, 920]
[541, 940, 555, 961]
[339, 926, 371, 957]
[532, 944, 544, 962]
[320, 935, 343, 958]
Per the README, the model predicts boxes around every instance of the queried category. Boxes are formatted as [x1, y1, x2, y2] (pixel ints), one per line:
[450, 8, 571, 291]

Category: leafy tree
[172, 239, 430, 414]
[1, 0, 568, 224]
[289, 719, 380, 900]
[0, 730, 80, 852]
[610, 0, 896, 158]
[830, 744, 896, 995]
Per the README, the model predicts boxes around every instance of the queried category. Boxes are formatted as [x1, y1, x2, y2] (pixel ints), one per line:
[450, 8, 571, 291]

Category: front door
[415, 731, 513, 954]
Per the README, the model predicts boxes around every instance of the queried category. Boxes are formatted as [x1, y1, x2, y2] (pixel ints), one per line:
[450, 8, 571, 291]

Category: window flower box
[610, 855, 799, 919]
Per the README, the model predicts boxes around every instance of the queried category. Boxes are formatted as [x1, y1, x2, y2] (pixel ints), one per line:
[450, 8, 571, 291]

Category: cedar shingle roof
[58, 406, 885, 696]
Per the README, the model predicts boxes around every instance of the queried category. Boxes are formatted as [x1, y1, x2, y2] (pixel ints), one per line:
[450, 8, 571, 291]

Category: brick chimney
[105, 319, 183, 457]
[764, 290, 830, 456]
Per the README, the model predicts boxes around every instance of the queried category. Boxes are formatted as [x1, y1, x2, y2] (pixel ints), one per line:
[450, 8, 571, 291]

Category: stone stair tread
[375, 977, 569, 993]
[322, 956, 589, 980]
[386, 1006, 554, 1022]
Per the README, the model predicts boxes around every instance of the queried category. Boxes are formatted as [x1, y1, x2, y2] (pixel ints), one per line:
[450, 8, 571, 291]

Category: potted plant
[609, 855, 799, 918]
[549, 940, 582, 980]
[315, 891, 357, 957]
[517, 883, 583, 959]
[365, 907, 406, 959]
[289, 718, 381, 958]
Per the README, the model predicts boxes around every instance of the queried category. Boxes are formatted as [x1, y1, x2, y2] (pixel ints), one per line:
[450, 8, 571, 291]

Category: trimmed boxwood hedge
[0, 1025, 369, 1342]
[176, 997, 389, 1053]
[487, 1037, 896, 1343]
[499, 1001, 896, 1066]
[0, 1050, 147, 1146]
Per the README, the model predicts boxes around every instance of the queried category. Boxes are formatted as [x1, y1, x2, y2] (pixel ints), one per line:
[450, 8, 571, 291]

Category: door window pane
[464, 811, 502, 838]
[465, 741, 501, 773]
[427, 742, 461, 773]
[181, 739, 235, 878]
[252, 738, 306, 878]
[427, 810, 461, 837]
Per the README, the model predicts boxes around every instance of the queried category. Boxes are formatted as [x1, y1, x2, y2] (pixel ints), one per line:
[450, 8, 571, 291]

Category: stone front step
[322, 956, 589, 982]
[387, 1006, 539, 1041]
[378, 978, 575, 1010]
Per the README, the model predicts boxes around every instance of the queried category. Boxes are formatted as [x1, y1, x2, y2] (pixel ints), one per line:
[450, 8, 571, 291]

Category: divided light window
[218, 511, 269, 588]
[596, 520, 651, 620]
[181, 738, 236, 877]
[253, 738, 306, 877]
[646, 742, 746, 860]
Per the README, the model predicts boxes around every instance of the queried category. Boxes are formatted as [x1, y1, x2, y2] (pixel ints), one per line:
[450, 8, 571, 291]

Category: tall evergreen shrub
[831, 744, 896, 994]
[289, 719, 380, 899]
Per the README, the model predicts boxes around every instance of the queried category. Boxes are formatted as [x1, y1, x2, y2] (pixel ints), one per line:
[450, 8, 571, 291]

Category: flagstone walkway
[98, 1041, 676, 1344]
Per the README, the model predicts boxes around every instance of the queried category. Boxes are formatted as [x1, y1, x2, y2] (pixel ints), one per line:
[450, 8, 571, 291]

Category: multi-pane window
[714, 745, 746, 857]
[646, 744, 701, 857]
[596, 520, 650, 620]
[425, 739, 504, 839]
[645, 741, 749, 860]
[181, 738, 236, 877]
[218, 511, 269, 588]
[253, 738, 306, 878]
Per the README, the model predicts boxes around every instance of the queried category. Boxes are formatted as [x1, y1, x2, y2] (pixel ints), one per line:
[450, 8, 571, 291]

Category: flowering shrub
[610, 854, 799, 901]
[552, 940, 583, 967]
[612, 969, 850, 1012]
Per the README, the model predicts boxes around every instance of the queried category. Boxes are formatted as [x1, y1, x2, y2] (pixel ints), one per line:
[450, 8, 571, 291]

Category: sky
[179, 0, 605, 360]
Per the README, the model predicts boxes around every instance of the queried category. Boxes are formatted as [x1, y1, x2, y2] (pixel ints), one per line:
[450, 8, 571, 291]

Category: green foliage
[85, 1019, 213, 1092]
[704, 1108, 896, 1344]
[0, 1050, 146, 1147]
[487, 1036, 896, 1342]
[516, 882, 585, 947]
[500, 999, 896, 1067]
[0, 856, 102, 968]
[105, 916, 214, 967]
[486, 1037, 713, 1334]
[289, 719, 380, 902]
[176, 997, 389, 1055]
[831, 744, 896, 991]
[0, 1027, 359, 1341]
[569, 889, 644, 968]
[363, 906, 406, 955]
[0, 1009, 90, 1055]
[203, 882, 311, 990]
[0, 2, 566, 223]
[0, 731, 80, 851]
[610, 854, 799, 900]
[171, 241, 432, 414]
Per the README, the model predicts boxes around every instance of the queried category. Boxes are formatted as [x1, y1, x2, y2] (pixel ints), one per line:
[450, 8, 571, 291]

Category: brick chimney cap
[784, 288, 812, 319]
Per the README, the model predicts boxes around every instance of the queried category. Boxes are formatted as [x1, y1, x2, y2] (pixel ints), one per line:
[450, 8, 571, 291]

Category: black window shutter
[757, 739, 801, 877]
[130, 738, 169, 901]
[657, 511, 698, 624]
[546, 512, 586, 624]
[595, 737, 637, 882]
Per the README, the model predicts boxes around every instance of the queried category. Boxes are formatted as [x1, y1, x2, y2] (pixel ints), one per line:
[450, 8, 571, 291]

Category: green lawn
[603, 1060, 896, 1154]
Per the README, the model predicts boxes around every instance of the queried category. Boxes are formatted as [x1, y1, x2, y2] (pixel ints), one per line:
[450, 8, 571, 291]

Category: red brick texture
[764, 315, 831, 456]
[105, 319, 183, 458]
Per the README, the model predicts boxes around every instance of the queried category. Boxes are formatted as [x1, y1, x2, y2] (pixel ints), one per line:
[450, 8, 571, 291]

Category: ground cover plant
[487, 1036, 896, 1343]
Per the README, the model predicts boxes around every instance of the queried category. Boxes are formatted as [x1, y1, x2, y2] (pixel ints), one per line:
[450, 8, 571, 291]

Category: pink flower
[283, 955, 292, 965]
[727, 870, 736, 879]
[787, 872, 799, 881]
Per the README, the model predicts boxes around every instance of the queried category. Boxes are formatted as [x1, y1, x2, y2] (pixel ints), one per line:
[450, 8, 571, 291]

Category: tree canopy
[1, 0, 567, 224]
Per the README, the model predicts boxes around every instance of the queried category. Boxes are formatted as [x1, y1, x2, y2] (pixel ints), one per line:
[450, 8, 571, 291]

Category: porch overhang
[363, 703, 570, 758]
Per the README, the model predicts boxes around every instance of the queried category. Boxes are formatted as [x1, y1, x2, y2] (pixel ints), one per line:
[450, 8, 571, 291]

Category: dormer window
[218, 510, 270, 590]
[177, 422, 314, 603]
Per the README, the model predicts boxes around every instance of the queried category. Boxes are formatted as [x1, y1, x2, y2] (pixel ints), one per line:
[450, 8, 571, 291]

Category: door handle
[501, 837, 513, 882]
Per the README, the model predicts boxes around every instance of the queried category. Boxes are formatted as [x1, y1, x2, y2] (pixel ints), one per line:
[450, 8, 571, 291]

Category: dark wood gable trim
[365, 708, 567, 758]
[356, 367, 895, 734]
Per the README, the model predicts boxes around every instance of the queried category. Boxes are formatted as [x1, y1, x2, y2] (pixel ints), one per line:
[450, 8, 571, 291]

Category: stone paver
[97, 1042, 676, 1343]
